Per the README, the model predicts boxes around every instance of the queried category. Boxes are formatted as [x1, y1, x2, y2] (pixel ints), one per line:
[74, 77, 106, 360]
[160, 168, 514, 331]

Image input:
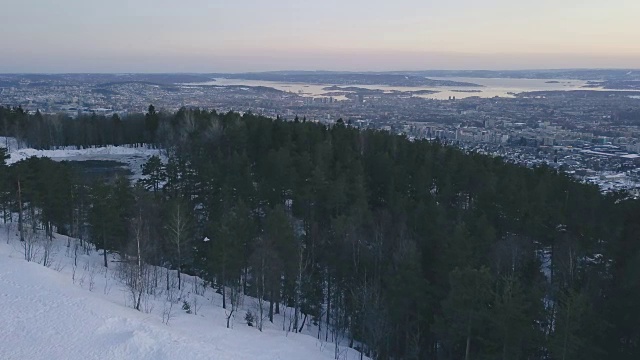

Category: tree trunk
[299, 313, 307, 333]
[18, 179, 24, 242]
[258, 261, 265, 332]
[269, 294, 274, 323]
[135, 228, 143, 311]
[243, 265, 248, 294]
[226, 308, 234, 329]
[29, 203, 38, 233]
[136, 288, 143, 311]
[561, 298, 572, 360]
[222, 264, 227, 309]
[102, 229, 108, 268]
[549, 242, 556, 338]
[465, 313, 472, 360]
[30, 203, 36, 232]
[294, 304, 299, 333]
[502, 338, 508, 360]
[326, 275, 331, 342]
[222, 283, 227, 309]
[465, 332, 471, 360]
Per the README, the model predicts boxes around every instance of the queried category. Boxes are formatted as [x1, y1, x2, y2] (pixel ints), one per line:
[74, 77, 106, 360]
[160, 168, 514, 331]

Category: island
[213, 72, 483, 87]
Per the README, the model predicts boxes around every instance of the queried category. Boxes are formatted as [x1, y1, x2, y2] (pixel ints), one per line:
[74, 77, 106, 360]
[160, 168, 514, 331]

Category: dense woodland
[1, 105, 640, 360]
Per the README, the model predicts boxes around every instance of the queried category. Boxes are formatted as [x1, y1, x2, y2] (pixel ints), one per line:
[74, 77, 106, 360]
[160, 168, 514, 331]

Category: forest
[1, 105, 640, 360]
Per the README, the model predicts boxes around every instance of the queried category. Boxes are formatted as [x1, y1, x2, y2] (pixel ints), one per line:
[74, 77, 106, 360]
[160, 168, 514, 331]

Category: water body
[426, 77, 592, 99]
[191, 77, 612, 100]
[66, 160, 132, 183]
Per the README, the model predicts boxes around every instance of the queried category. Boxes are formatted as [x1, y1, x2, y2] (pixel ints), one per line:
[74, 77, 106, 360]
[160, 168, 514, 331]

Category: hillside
[0, 225, 364, 360]
[3, 109, 640, 359]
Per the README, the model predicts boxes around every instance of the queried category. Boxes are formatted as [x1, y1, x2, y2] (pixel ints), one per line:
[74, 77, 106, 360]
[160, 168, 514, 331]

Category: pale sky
[0, 0, 638, 72]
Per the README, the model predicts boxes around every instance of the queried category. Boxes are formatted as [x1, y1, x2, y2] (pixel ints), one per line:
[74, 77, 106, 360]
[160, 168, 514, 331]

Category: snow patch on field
[6, 145, 161, 165]
[1, 137, 163, 179]
[0, 225, 363, 360]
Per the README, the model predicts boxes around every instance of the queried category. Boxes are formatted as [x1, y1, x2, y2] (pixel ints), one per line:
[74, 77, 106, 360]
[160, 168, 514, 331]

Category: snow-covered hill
[0, 225, 363, 360]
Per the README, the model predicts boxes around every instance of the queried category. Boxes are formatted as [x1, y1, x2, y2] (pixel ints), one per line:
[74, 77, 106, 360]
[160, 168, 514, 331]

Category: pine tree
[435, 267, 492, 360]
[88, 177, 133, 267]
[140, 155, 165, 196]
[145, 104, 160, 143]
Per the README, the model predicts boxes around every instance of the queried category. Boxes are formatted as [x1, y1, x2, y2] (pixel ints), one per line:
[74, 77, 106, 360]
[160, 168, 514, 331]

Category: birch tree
[165, 198, 192, 290]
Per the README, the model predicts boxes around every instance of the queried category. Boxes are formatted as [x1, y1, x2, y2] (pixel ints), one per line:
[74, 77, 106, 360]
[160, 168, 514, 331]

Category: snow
[0, 136, 20, 152]
[0, 225, 364, 360]
[6, 145, 161, 165]
[621, 154, 640, 159]
[1, 137, 163, 179]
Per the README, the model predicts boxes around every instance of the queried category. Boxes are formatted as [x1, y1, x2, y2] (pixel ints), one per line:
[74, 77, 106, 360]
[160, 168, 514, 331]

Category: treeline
[1, 108, 640, 360]
[0, 105, 150, 148]
[0, 105, 233, 149]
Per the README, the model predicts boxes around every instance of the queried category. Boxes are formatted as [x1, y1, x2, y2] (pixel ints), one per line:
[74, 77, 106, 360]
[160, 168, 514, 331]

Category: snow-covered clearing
[0, 225, 364, 360]
[1, 137, 162, 179]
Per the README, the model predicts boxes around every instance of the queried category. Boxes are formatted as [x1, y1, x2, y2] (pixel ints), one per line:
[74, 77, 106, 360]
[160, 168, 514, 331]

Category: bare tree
[162, 275, 182, 325]
[4, 223, 12, 244]
[293, 239, 310, 333]
[118, 214, 148, 310]
[329, 289, 349, 360]
[191, 294, 202, 316]
[165, 199, 192, 290]
[17, 178, 24, 242]
[225, 280, 242, 328]
[41, 235, 56, 268]
[250, 236, 277, 332]
[22, 224, 40, 262]
[87, 261, 98, 291]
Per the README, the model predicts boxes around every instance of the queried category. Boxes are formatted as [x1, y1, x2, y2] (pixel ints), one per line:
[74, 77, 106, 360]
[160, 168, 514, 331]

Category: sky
[0, 0, 639, 72]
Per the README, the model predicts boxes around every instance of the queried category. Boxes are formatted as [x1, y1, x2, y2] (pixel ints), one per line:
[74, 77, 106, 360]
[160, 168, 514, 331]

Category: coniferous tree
[0, 147, 9, 223]
[435, 267, 492, 360]
[139, 155, 165, 196]
[145, 104, 159, 143]
[88, 177, 133, 267]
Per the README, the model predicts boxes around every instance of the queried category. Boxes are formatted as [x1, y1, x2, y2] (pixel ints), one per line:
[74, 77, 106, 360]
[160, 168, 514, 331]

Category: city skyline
[1, 0, 639, 73]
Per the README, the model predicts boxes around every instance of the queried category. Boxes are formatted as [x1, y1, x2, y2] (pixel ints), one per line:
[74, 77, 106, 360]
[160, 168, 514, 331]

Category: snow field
[1, 137, 163, 180]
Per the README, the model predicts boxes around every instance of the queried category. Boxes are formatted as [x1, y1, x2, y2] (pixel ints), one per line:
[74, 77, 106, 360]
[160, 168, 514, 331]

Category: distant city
[2, 70, 640, 194]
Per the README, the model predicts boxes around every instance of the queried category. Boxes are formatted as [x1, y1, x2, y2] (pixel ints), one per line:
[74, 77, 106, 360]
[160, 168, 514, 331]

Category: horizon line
[2, 68, 640, 75]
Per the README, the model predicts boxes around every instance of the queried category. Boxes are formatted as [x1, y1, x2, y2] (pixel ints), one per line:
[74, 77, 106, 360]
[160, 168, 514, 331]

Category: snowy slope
[0, 225, 364, 360]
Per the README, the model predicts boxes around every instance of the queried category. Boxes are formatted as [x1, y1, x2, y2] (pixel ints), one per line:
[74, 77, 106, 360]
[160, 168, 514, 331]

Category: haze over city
[1, 0, 639, 72]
